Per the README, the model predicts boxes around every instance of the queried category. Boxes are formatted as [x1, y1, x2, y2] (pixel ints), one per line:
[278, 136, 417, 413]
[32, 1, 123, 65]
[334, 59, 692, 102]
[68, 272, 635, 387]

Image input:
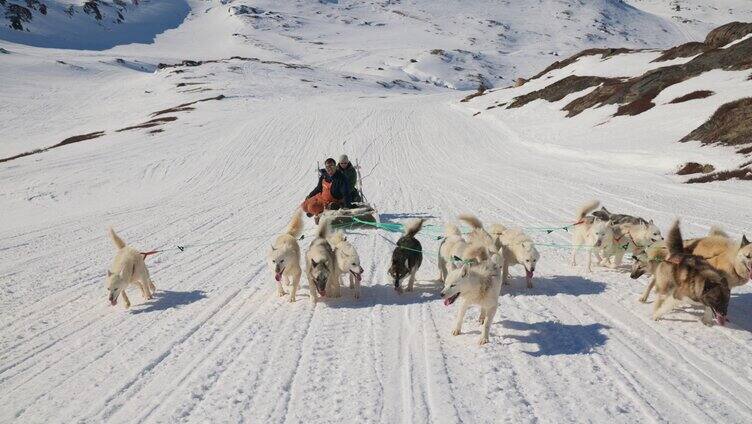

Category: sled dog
[570, 200, 615, 272]
[268, 210, 304, 302]
[389, 219, 425, 293]
[491, 226, 540, 288]
[105, 228, 156, 308]
[651, 221, 730, 326]
[305, 218, 337, 303]
[437, 223, 468, 282]
[329, 230, 364, 299]
[441, 250, 503, 345]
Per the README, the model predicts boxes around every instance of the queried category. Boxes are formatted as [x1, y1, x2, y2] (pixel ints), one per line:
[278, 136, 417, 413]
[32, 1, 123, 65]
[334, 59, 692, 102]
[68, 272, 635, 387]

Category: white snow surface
[2, 1, 752, 423]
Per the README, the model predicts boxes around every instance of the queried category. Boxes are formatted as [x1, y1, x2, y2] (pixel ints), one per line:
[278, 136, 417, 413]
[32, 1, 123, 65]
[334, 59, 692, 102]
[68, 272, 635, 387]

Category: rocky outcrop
[560, 35, 752, 117]
[508, 75, 621, 109]
[530, 48, 635, 80]
[680, 97, 752, 149]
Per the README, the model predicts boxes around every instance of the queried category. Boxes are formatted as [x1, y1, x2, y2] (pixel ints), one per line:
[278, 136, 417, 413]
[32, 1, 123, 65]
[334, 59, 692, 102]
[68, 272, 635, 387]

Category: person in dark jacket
[301, 157, 351, 218]
[337, 154, 362, 203]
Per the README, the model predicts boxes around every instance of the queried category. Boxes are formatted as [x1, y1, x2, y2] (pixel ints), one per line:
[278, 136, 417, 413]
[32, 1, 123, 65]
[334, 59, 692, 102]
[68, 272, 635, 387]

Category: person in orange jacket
[301, 157, 351, 220]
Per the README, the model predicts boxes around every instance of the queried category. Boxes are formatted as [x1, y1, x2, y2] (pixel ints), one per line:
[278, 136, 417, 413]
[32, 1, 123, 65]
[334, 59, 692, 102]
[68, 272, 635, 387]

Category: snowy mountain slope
[0, 0, 190, 50]
[2, 1, 752, 423]
[460, 21, 752, 182]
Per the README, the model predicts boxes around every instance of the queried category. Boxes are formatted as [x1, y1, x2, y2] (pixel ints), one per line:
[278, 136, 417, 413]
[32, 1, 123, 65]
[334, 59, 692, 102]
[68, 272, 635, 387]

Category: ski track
[2, 82, 752, 422]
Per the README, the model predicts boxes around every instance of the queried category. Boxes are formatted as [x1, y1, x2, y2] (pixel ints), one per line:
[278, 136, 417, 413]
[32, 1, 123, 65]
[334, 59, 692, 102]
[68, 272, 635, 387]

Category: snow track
[2, 91, 751, 422]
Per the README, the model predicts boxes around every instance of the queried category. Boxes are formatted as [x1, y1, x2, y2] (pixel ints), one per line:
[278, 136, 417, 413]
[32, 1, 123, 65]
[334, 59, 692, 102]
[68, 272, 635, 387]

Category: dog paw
[289, 296, 296, 303]
[652, 314, 661, 321]
[478, 337, 488, 345]
[451, 328, 461, 336]
[638, 296, 648, 303]
[278, 290, 287, 297]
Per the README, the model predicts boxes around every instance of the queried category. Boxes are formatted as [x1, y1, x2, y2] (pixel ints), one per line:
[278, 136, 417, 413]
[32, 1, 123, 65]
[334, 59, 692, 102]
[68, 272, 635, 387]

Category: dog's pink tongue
[716, 314, 727, 326]
[443, 298, 452, 306]
[110, 299, 117, 306]
[275, 272, 282, 282]
[526, 270, 534, 279]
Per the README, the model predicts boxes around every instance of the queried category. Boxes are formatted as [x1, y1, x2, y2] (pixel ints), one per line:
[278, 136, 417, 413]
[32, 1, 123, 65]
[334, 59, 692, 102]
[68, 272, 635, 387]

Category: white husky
[592, 206, 664, 268]
[328, 230, 364, 299]
[267, 210, 304, 302]
[490, 225, 540, 288]
[305, 219, 338, 303]
[570, 200, 616, 272]
[437, 223, 468, 282]
[105, 228, 156, 308]
[441, 249, 503, 345]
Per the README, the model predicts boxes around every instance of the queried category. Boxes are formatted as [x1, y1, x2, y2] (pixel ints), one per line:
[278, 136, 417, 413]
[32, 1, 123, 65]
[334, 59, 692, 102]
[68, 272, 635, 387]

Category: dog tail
[404, 218, 425, 238]
[708, 226, 729, 238]
[576, 200, 600, 221]
[489, 223, 507, 236]
[109, 227, 126, 250]
[666, 220, 684, 257]
[316, 218, 330, 239]
[286, 210, 304, 238]
[458, 213, 484, 230]
[329, 230, 345, 245]
[444, 223, 461, 238]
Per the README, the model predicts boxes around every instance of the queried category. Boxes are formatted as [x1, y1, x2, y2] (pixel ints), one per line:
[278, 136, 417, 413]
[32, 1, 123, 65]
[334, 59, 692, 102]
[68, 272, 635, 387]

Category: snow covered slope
[1, 1, 752, 423]
[460, 21, 752, 182]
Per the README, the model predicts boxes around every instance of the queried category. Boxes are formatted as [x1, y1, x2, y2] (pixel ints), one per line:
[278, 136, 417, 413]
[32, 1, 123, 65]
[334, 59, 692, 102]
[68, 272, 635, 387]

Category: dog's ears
[460, 265, 469, 278]
[742, 235, 750, 247]
[311, 259, 318, 267]
[107, 270, 113, 277]
[271, 244, 277, 251]
[648, 219, 654, 225]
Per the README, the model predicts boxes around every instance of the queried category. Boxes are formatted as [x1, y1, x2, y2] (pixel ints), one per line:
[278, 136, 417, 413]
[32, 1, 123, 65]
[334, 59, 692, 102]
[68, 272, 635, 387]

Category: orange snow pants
[301, 179, 336, 216]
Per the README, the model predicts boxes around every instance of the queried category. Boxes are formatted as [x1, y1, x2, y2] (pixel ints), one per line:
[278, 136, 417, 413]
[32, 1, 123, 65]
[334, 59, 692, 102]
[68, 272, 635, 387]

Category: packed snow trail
[1, 93, 751, 423]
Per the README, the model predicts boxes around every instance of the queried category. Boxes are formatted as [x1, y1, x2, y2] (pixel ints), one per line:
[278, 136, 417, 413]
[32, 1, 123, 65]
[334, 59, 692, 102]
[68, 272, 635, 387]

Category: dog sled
[317, 158, 379, 229]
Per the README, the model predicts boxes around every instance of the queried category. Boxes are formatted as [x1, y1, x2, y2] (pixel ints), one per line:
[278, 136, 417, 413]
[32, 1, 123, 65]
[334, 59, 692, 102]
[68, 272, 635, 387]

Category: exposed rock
[669, 90, 714, 104]
[680, 97, 752, 148]
[83, 1, 102, 20]
[116, 116, 177, 132]
[460, 85, 487, 102]
[530, 48, 635, 80]
[151, 95, 225, 117]
[652, 41, 707, 62]
[0, 131, 105, 164]
[686, 167, 752, 183]
[6, 3, 33, 30]
[157, 56, 311, 70]
[704, 21, 752, 49]
[563, 36, 752, 117]
[676, 162, 715, 175]
[509, 75, 620, 109]
[229, 5, 265, 15]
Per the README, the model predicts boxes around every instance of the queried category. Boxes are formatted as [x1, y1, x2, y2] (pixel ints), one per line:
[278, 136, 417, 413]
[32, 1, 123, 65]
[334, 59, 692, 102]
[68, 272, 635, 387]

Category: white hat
[338, 154, 349, 163]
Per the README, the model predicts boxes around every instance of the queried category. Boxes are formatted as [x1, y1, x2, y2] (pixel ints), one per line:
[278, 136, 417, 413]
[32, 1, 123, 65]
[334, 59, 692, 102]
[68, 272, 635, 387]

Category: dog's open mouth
[350, 270, 362, 282]
[275, 270, 284, 282]
[711, 307, 727, 326]
[443, 292, 460, 306]
[525, 269, 534, 280]
[109, 296, 117, 306]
